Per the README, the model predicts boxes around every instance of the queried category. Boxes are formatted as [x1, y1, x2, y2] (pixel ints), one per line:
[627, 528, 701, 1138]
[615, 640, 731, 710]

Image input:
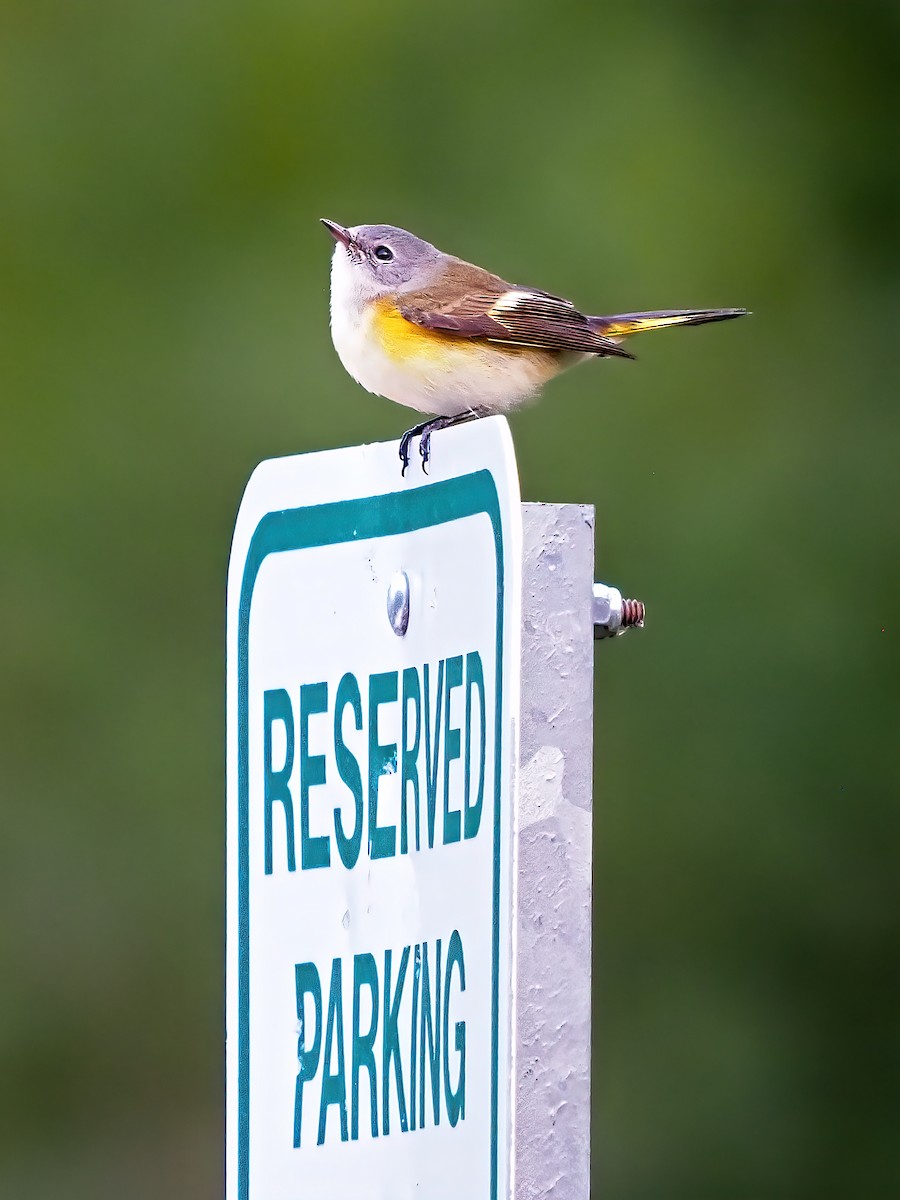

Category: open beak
[321, 218, 353, 248]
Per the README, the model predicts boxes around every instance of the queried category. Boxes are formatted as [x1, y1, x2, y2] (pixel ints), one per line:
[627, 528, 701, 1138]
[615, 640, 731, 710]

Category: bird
[322, 219, 747, 473]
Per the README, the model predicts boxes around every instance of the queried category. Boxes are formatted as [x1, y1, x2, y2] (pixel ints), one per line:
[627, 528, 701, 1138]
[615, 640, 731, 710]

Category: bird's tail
[588, 307, 748, 343]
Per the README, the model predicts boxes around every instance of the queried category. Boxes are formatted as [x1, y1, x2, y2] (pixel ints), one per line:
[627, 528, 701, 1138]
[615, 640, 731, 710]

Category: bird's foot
[399, 426, 417, 476]
[399, 418, 444, 476]
[419, 428, 434, 473]
[399, 411, 488, 476]
[419, 416, 457, 474]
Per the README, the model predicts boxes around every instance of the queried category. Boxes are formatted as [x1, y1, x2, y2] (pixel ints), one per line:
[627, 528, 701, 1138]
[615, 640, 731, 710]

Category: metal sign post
[514, 503, 595, 1200]
[226, 417, 641, 1199]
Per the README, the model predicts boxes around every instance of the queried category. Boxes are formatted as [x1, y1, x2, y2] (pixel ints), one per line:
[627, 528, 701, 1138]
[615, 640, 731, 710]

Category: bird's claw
[398, 430, 415, 477]
[400, 415, 464, 477]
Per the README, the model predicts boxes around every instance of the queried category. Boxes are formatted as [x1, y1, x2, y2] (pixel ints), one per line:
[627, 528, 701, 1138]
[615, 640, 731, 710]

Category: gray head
[321, 219, 444, 293]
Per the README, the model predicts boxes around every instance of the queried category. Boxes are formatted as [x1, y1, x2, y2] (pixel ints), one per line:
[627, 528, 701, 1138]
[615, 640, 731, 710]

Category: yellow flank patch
[370, 298, 454, 362]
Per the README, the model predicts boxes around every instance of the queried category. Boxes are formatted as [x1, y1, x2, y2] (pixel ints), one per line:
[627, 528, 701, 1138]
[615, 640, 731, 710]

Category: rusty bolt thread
[620, 598, 645, 628]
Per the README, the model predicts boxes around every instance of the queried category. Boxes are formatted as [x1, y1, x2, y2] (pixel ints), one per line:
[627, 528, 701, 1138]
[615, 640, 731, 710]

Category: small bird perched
[322, 219, 746, 473]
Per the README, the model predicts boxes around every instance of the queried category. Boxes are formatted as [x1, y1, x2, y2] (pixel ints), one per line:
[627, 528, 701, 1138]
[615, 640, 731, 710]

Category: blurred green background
[2, 1, 898, 1196]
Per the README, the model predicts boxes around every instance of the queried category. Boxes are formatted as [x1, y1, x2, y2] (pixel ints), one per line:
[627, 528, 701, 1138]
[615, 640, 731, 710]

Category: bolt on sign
[226, 420, 522, 1199]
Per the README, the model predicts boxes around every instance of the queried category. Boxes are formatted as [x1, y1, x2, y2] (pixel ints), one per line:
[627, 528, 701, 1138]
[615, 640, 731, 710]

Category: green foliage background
[1, 2, 897, 1196]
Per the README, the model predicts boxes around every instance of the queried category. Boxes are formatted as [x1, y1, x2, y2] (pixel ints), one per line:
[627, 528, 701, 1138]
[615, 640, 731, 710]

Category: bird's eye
[373, 245, 393, 262]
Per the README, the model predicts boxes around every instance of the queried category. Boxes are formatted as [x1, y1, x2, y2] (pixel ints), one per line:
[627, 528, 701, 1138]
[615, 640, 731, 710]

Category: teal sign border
[235, 471, 506, 1200]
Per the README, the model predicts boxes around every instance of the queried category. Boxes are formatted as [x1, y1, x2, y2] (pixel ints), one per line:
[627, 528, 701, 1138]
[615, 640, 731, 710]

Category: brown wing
[399, 269, 634, 360]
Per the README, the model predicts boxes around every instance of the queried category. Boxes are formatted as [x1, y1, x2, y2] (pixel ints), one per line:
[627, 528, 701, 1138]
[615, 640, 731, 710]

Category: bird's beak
[321, 218, 353, 248]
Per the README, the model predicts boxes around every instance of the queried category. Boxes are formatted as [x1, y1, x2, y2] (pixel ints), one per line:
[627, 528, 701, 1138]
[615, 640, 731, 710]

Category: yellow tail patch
[592, 308, 748, 339]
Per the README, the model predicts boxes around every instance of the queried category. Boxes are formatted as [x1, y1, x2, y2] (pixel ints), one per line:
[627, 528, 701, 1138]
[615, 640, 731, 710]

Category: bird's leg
[399, 420, 432, 476]
[418, 407, 491, 472]
[399, 409, 492, 475]
[418, 417, 455, 472]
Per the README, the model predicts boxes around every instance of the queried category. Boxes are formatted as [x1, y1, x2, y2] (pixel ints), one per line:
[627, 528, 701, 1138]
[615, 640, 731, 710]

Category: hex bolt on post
[593, 582, 646, 639]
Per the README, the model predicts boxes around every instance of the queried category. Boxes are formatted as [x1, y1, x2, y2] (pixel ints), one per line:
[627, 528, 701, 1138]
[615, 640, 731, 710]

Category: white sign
[226, 420, 522, 1200]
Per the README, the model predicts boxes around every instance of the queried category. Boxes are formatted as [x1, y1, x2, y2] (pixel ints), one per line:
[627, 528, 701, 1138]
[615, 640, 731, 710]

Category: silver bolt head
[387, 571, 410, 637]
